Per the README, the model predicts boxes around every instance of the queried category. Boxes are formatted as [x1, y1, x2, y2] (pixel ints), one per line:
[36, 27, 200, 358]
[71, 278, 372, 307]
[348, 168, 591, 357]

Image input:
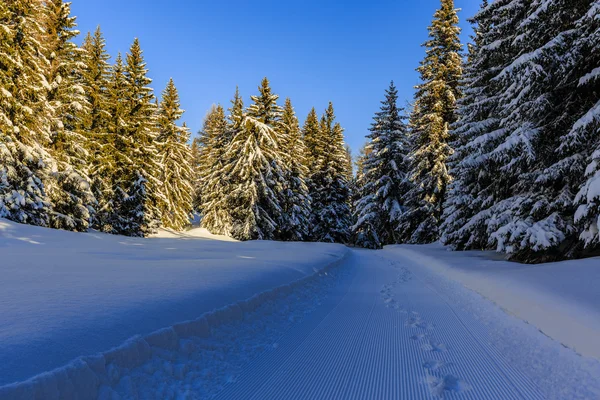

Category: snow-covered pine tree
[117, 38, 162, 236]
[302, 107, 322, 175]
[352, 81, 411, 249]
[351, 140, 380, 249]
[156, 78, 193, 231]
[198, 103, 232, 235]
[104, 53, 129, 233]
[474, 0, 577, 260]
[190, 134, 202, 211]
[0, 0, 53, 226]
[562, 1, 600, 251]
[344, 144, 354, 183]
[441, 0, 503, 251]
[277, 98, 311, 241]
[81, 26, 114, 232]
[43, 0, 96, 232]
[107, 40, 161, 237]
[224, 78, 286, 240]
[401, 0, 463, 244]
[310, 103, 352, 243]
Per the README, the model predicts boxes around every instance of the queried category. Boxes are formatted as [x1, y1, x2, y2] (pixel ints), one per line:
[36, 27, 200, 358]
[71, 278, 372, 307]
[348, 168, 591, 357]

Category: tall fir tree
[156, 79, 193, 231]
[199, 103, 232, 235]
[43, 0, 96, 232]
[310, 103, 352, 243]
[0, 0, 53, 226]
[190, 135, 202, 212]
[224, 78, 286, 240]
[353, 81, 411, 249]
[107, 39, 161, 237]
[441, 0, 501, 250]
[277, 98, 311, 241]
[573, 1, 600, 250]
[302, 107, 322, 175]
[401, 0, 463, 243]
[81, 26, 114, 232]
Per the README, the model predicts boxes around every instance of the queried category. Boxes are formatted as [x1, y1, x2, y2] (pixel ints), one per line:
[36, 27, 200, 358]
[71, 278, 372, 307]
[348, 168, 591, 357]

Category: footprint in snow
[426, 374, 471, 398]
[422, 359, 452, 371]
[422, 341, 448, 352]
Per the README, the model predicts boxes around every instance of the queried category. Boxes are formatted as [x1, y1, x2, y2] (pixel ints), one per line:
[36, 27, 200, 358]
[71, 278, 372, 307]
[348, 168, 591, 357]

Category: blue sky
[70, 0, 481, 155]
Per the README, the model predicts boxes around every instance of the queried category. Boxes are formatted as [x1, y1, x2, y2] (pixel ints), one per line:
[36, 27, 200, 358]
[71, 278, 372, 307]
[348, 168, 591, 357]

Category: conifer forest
[1, 0, 600, 263]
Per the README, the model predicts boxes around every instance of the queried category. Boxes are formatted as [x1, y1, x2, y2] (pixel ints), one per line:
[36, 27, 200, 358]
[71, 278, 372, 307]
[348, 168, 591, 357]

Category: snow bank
[0, 252, 348, 400]
[384, 244, 600, 359]
[0, 218, 347, 389]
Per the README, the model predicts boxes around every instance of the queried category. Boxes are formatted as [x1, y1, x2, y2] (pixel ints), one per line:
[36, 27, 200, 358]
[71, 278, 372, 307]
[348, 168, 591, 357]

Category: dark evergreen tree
[310, 103, 352, 243]
[302, 107, 322, 175]
[441, 0, 502, 251]
[224, 78, 286, 240]
[107, 39, 161, 236]
[353, 81, 410, 248]
[199, 103, 232, 235]
[401, 0, 463, 243]
[277, 98, 311, 241]
[573, 1, 600, 250]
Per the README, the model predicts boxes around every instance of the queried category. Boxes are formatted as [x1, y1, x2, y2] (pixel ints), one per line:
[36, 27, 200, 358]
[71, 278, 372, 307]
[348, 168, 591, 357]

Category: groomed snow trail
[215, 250, 546, 399]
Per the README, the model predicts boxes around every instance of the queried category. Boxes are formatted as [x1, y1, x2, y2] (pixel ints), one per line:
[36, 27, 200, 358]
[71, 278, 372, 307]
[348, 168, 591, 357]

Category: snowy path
[214, 250, 600, 400]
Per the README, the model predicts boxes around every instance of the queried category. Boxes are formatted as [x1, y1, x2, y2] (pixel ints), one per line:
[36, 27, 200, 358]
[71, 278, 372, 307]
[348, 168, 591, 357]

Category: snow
[0, 218, 347, 387]
[2, 221, 600, 399]
[384, 244, 600, 359]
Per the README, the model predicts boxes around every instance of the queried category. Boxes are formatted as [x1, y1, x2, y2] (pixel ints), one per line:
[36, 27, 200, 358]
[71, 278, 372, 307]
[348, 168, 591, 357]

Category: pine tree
[120, 38, 162, 236]
[108, 39, 161, 237]
[190, 135, 202, 212]
[302, 107, 322, 175]
[477, 0, 579, 260]
[43, 0, 96, 232]
[559, 0, 600, 251]
[199, 103, 232, 235]
[277, 98, 311, 241]
[310, 103, 352, 243]
[353, 81, 411, 248]
[224, 78, 286, 240]
[81, 26, 113, 232]
[441, 0, 501, 250]
[156, 79, 193, 231]
[401, 0, 463, 243]
[0, 0, 53, 226]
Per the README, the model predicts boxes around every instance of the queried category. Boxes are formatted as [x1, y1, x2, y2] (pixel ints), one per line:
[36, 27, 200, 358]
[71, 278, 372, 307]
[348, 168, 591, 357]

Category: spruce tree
[107, 39, 161, 236]
[559, 0, 600, 251]
[401, 0, 463, 243]
[81, 26, 113, 232]
[156, 79, 193, 231]
[43, 0, 96, 232]
[310, 103, 352, 243]
[277, 98, 311, 241]
[190, 135, 202, 212]
[441, 0, 501, 250]
[119, 38, 162, 236]
[199, 103, 232, 235]
[302, 107, 322, 175]
[224, 78, 286, 240]
[353, 81, 411, 248]
[478, 0, 579, 259]
[0, 0, 53, 226]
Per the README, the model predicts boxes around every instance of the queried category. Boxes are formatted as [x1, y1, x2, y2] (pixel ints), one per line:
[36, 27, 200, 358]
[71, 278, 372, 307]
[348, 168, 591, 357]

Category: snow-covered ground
[0, 219, 347, 388]
[384, 244, 600, 359]
[2, 220, 600, 399]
